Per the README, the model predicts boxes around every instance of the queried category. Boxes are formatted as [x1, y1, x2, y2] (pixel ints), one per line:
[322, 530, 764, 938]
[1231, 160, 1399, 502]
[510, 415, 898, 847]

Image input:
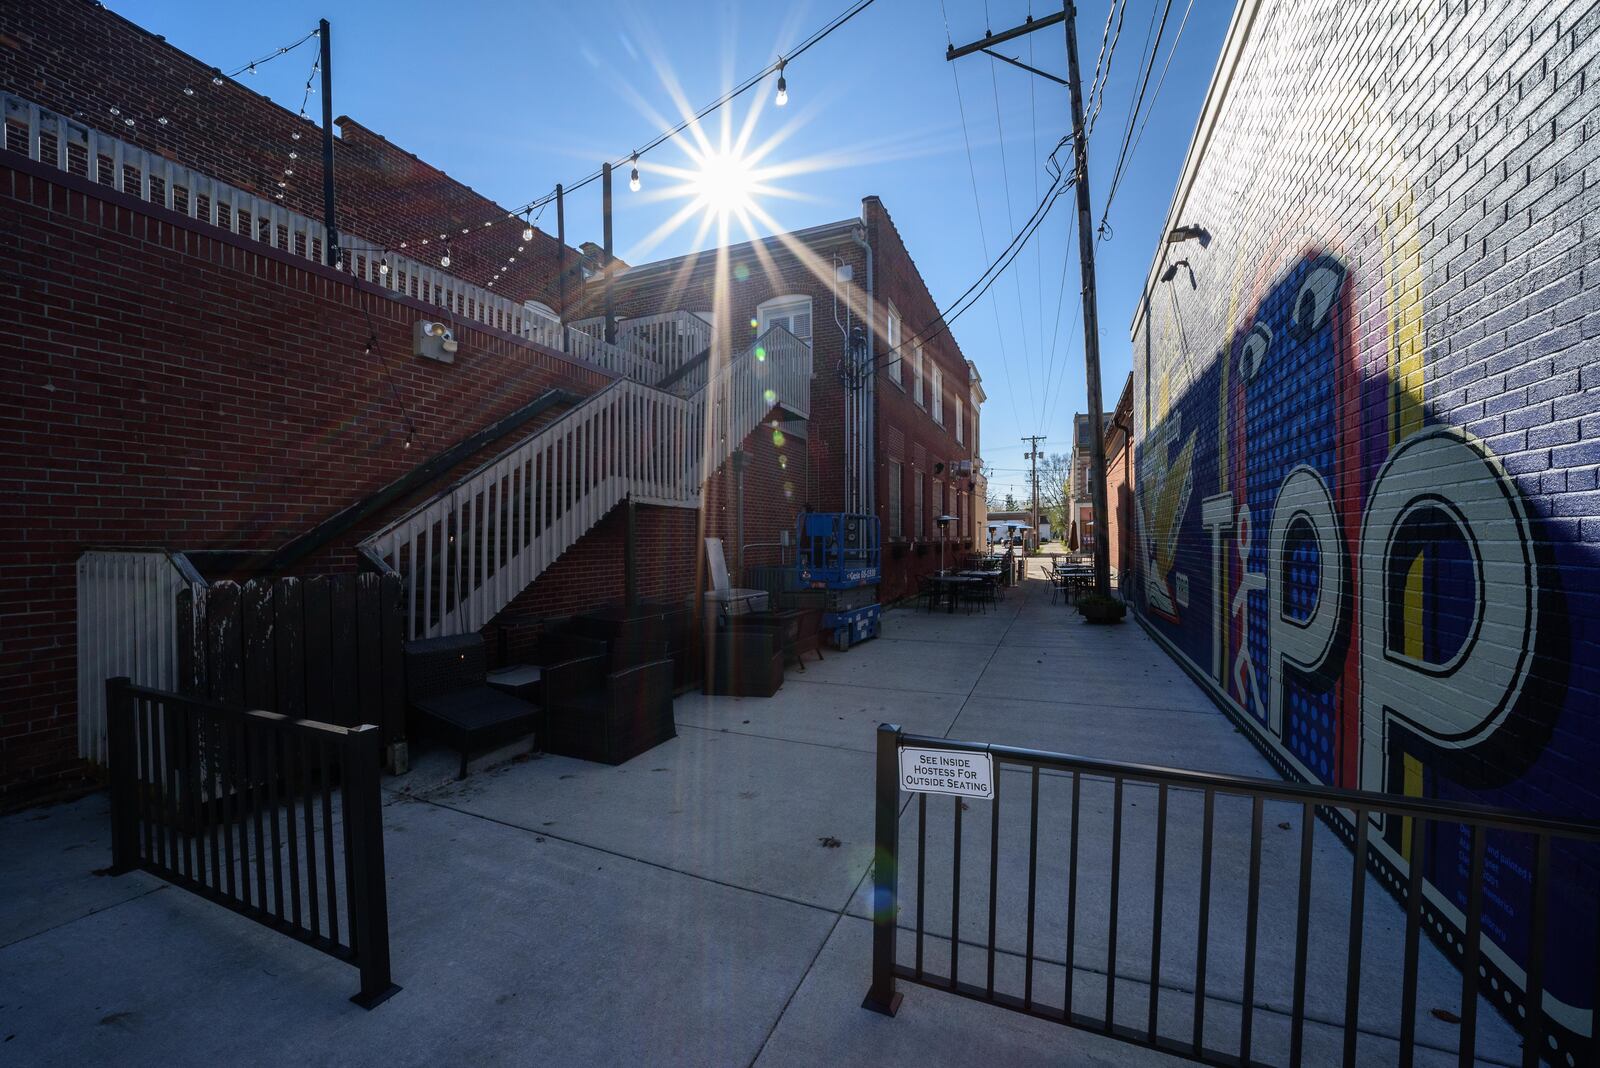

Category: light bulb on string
[183, 87, 195, 97]
[775, 60, 788, 106]
[440, 241, 452, 269]
[521, 210, 535, 242]
[629, 152, 640, 192]
[378, 258, 390, 277]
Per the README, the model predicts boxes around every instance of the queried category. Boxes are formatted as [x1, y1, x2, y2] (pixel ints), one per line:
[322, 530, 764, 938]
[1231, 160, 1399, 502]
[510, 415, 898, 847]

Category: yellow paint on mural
[1383, 188, 1426, 446]
[1402, 752, 1424, 860]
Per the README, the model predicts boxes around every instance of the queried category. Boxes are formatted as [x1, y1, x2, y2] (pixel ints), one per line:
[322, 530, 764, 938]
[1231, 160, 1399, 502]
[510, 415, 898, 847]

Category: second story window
[955, 397, 964, 444]
[887, 304, 902, 386]
[932, 365, 944, 425]
[913, 343, 925, 408]
[757, 296, 812, 347]
[888, 460, 903, 538]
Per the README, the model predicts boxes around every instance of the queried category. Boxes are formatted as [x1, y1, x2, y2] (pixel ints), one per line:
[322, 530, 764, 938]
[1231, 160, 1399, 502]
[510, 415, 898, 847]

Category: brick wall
[1128, 0, 1600, 1042]
[2, 0, 578, 305]
[0, 155, 612, 799]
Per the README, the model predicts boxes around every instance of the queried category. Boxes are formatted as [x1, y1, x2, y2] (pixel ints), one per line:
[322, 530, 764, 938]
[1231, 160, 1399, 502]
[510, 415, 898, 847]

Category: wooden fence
[177, 574, 405, 754]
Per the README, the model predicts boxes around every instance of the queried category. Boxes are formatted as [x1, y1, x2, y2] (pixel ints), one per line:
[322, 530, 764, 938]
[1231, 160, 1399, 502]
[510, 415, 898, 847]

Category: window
[913, 471, 924, 539]
[757, 295, 812, 347]
[955, 397, 964, 444]
[888, 461, 903, 538]
[913, 343, 925, 408]
[886, 304, 902, 386]
[933, 479, 943, 537]
[932, 365, 944, 424]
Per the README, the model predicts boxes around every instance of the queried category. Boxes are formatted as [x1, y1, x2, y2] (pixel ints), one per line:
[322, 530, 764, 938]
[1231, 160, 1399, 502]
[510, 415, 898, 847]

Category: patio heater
[935, 514, 956, 573]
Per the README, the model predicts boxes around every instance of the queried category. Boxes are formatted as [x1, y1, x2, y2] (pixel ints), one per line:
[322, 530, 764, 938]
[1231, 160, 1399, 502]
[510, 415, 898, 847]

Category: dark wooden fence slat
[274, 578, 306, 719]
[242, 580, 276, 711]
[329, 575, 359, 728]
[356, 573, 382, 731]
[303, 576, 334, 724]
[378, 574, 405, 749]
[209, 582, 244, 710]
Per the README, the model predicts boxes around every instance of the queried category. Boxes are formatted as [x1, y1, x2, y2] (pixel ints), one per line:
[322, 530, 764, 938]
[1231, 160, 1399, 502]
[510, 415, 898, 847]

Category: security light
[1160, 259, 1190, 283]
[1166, 224, 1208, 244]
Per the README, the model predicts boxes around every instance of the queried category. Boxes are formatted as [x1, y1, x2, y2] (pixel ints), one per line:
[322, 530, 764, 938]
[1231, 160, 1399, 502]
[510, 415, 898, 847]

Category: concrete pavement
[0, 561, 1518, 1065]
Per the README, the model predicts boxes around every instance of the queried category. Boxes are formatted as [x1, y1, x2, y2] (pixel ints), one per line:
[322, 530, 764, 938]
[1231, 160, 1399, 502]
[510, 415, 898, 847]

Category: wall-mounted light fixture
[1160, 259, 1191, 283]
[1166, 224, 1210, 246]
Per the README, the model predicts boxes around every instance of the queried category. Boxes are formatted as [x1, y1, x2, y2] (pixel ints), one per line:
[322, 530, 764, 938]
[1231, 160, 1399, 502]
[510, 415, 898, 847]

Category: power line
[943, 1, 1026, 435]
[1085, 0, 1128, 134]
[985, 46, 1036, 430]
[1118, 0, 1196, 197]
[1098, 0, 1176, 234]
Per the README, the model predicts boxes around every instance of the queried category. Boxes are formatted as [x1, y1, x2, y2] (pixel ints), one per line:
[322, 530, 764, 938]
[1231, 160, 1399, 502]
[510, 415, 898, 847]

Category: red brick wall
[1, 0, 578, 306]
[864, 197, 979, 603]
[0, 156, 612, 799]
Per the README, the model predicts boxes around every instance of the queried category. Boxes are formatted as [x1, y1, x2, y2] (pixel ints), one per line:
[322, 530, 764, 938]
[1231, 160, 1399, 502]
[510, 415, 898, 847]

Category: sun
[690, 149, 758, 219]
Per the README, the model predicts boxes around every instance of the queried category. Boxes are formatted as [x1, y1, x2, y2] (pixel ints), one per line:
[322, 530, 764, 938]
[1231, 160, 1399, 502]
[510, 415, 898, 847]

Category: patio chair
[542, 653, 677, 765]
[404, 634, 539, 779]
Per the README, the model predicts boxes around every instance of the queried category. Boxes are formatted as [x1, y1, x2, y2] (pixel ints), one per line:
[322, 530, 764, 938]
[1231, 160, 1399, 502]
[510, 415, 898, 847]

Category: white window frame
[756, 295, 813, 347]
[913, 343, 925, 408]
[886, 303, 902, 386]
[932, 364, 944, 425]
[888, 460, 903, 539]
[955, 397, 965, 444]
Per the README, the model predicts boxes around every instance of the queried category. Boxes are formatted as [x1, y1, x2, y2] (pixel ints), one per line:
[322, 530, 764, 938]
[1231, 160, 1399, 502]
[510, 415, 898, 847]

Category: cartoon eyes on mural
[1288, 261, 1347, 340]
[1238, 323, 1271, 381]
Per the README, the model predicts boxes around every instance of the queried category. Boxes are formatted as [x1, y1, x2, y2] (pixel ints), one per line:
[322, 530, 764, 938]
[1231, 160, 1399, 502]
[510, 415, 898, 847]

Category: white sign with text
[898, 747, 994, 799]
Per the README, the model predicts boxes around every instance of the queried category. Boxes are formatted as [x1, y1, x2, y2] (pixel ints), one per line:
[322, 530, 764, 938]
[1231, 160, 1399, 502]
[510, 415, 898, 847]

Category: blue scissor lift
[796, 513, 882, 650]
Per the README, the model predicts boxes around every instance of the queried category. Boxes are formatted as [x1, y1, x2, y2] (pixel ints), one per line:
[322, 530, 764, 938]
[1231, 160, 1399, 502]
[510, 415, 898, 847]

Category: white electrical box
[413, 320, 459, 364]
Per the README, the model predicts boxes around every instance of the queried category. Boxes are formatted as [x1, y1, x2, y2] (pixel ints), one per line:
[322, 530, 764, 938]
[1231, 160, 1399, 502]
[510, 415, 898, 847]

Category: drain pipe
[850, 223, 875, 517]
[832, 253, 854, 514]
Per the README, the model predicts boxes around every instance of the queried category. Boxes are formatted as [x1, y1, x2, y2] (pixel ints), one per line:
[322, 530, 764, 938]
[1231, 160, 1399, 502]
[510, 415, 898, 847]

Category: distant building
[1067, 410, 1112, 551]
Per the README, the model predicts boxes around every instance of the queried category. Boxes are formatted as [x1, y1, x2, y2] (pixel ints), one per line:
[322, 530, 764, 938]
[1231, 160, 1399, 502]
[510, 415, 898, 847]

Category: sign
[898, 747, 993, 799]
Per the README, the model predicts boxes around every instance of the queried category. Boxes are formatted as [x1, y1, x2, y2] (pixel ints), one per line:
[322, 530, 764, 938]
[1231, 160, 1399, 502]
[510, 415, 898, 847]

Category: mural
[1135, 228, 1599, 1047]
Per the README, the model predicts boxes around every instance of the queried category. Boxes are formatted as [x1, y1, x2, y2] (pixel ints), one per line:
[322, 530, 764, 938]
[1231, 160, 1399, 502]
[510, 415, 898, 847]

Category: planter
[1077, 594, 1127, 625]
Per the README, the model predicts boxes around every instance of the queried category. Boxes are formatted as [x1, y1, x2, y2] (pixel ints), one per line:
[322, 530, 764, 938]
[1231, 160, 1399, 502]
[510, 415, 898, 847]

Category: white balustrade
[363, 326, 811, 639]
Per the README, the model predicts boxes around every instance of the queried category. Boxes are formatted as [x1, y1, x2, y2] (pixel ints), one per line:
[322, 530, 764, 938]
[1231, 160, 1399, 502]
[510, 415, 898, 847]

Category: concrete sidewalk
[0, 562, 1517, 1066]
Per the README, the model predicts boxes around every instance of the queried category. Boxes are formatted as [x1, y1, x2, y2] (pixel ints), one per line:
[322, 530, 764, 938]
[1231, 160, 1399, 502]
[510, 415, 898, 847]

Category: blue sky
[115, 0, 1233, 503]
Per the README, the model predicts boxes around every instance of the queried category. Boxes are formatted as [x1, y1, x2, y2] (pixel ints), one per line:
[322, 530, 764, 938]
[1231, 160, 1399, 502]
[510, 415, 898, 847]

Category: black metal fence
[106, 677, 398, 1007]
[864, 724, 1600, 1067]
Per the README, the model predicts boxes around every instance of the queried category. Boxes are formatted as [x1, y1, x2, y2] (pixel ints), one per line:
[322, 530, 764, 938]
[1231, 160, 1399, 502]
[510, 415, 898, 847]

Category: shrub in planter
[1077, 592, 1126, 625]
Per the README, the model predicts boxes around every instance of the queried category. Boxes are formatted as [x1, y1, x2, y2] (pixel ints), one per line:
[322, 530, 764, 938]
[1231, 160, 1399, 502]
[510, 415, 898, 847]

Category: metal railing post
[863, 722, 903, 1016]
[343, 725, 400, 1008]
[105, 676, 140, 875]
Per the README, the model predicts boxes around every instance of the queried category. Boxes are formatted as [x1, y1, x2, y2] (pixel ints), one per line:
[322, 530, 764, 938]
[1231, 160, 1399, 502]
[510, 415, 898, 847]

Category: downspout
[850, 225, 875, 517]
[832, 253, 854, 513]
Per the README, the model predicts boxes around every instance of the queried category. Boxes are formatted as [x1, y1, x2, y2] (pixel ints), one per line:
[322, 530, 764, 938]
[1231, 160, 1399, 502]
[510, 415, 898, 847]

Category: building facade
[594, 196, 985, 603]
[1067, 410, 1111, 550]
[1128, 0, 1600, 1051]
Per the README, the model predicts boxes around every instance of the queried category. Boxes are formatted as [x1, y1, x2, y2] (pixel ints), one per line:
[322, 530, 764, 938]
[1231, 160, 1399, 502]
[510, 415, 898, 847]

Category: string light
[378, 258, 390, 277]
[775, 59, 788, 106]
[629, 152, 641, 192]
[440, 240, 452, 269]
[521, 209, 535, 242]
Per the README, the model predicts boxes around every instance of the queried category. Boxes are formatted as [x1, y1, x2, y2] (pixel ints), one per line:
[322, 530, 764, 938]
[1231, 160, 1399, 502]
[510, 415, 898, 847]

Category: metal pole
[318, 19, 339, 267]
[602, 163, 616, 345]
[1063, 0, 1112, 596]
[106, 676, 138, 875]
[556, 183, 569, 350]
[863, 722, 903, 1016]
[1022, 435, 1044, 552]
[344, 725, 400, 1008]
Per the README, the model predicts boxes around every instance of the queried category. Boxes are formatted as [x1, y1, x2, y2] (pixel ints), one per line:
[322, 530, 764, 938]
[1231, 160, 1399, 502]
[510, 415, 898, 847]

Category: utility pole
[1022, 435, 1045, 550]
[602, 162, 616, 345]
[1061, 0, 1112, 597]
[947, 0, 1112, 597]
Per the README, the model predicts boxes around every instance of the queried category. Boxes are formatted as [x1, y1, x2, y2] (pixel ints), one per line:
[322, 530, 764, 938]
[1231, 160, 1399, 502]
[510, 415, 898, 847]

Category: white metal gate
[76, 550, 203, 765]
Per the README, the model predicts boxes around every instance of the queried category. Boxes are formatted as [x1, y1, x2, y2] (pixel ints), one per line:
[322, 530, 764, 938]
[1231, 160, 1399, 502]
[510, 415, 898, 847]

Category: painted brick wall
[2, 0, 578, 305]
[0, 155, 613, 799]
[1128, 0, 1600, 1045]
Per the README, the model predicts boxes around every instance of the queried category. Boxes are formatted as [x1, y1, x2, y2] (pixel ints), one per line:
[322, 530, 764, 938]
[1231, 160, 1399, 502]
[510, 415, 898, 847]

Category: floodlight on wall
[1166, 224, 1209, 244]
[413, 320, 459, 364]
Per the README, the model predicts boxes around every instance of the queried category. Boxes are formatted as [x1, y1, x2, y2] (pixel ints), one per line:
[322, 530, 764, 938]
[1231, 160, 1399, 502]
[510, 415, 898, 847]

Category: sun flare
[690, 149, 758, 219]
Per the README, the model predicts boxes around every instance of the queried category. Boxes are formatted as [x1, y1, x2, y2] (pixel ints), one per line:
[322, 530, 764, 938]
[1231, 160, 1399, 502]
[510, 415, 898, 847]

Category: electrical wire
[986, 44, 1036, 435]
[1117, 0, 1195, 200]
[1098, 0, 1175, 236]
[341, 0, 880, 262]
[1085, 0, 1128, 134]
[223, 27, 320, 79]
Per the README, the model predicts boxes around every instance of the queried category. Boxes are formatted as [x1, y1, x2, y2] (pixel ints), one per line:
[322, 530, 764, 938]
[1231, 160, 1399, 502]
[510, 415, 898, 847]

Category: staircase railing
[360, 326, 811, 639]
[568, 311, 713, 387]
